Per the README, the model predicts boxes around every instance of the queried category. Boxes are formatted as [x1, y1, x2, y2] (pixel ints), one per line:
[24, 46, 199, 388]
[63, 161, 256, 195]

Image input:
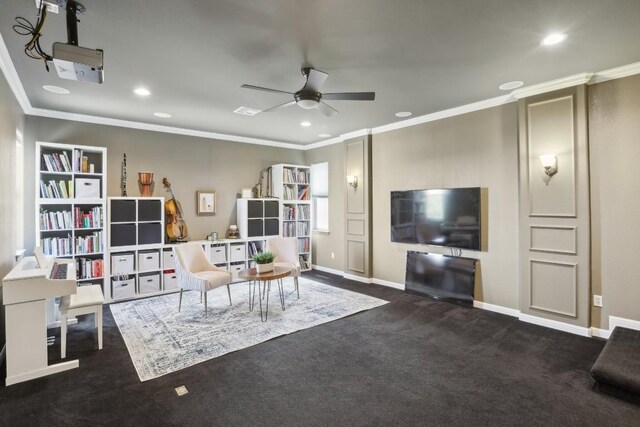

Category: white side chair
[173, 243, 233, 315]
[59, 284, 104, 359]
[266, 236, 301, 298]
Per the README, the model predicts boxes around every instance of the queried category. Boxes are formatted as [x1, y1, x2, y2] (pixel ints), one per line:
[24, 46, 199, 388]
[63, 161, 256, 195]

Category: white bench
[59, 285, 104, 359]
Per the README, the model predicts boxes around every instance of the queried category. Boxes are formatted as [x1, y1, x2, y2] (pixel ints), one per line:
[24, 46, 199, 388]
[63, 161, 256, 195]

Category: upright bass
[162, 178, 189, 242]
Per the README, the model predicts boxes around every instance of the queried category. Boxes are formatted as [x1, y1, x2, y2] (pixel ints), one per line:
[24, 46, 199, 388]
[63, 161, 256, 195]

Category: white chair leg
[227, 284, 232, 306]
[61, 313, 68, 359]
[97, 306, 103, 350]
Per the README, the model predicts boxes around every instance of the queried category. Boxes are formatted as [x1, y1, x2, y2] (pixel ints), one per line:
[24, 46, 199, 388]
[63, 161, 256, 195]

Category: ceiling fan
[241, 67, 375, 117]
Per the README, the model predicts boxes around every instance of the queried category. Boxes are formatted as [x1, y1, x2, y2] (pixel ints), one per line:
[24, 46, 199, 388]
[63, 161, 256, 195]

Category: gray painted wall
[303, 143, 345, 271]
[371, 105, 520, 309]
[589, 74, 640, 330]
[0, 70, 25, 350]
[23, 116, 304, 249]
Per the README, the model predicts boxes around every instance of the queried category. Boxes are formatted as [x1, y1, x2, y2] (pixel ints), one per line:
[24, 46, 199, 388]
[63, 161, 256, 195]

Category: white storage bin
[229, 262, 246, 282]
[229, 244, 245, 262]
[138, 250, 160, 271]
[163, 272, 178, 290]
[75, 178, 101, 198]
[139, 273, 160, 294]
[111, 253, 134, 274]
[210, 245, 227, 264]
[111, 277, 135, 299]
[162, 249, 174, 269]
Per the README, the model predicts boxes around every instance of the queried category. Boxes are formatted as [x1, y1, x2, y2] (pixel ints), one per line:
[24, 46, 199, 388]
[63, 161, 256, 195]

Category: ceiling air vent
[233, 106, 261, 116]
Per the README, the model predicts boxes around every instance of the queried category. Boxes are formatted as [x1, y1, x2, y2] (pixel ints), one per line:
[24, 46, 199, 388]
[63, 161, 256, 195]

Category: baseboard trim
[589, 327, 610, 339]
[519, 313, 590, 337]
[609, 316, 640, 332]
[473, 301, 520, 318]
[342, 273, 372, 284]
[311, 265, 344, 276]
[371, 278, 405, 290]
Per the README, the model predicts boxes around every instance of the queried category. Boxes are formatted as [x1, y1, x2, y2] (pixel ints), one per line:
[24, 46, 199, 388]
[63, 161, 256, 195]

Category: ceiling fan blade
[317, 101, 338, 117]
[322, 92, 376, 101]
[262, 100, 297, 113]
[241, 84, 293, 95]
[303, 68, 329, 92]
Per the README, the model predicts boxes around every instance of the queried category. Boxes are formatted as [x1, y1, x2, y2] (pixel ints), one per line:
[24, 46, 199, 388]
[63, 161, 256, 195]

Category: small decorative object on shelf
[251, 251, 276, 273]
[138, 172, 154, 197]
[121, 153, 128, 196]
[227, 225, 240, 239]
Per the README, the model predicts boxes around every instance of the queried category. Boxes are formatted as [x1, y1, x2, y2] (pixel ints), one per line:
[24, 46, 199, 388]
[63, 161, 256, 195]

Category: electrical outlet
[35, 0, 59, 14]
[331, 252, 335, 259]
[593, 295, 603, 307]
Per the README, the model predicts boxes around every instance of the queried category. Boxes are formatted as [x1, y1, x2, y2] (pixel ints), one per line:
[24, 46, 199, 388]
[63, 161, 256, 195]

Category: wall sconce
[346, 175, 358, 188]
[539, 154, 558, 185]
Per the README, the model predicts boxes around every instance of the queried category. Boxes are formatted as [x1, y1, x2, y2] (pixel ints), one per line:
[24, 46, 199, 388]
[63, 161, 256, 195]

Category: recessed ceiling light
[395, 112, 412, 118]
[43, 85, 70, 94]
[300, 121, 311, 127]
[153, 112, 172, 118]
[133, 87, 151, 96]
[540, 33, 567, 46]
[499, 81, 524, 91]
[318, 133, 331, 138]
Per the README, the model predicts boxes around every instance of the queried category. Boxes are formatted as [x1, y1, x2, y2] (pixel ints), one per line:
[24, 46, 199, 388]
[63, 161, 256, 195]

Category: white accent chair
[173, 243, 233, 315]
[59, 284, 104, 359]
[266, 236, 301, 298]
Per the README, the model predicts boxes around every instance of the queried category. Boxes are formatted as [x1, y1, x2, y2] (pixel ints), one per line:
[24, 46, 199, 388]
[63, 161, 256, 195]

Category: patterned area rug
[110, 277, 388, 381]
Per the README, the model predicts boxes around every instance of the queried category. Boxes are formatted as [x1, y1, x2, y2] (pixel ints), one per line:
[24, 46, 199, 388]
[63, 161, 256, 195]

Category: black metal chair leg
[178, 289, 183, 312]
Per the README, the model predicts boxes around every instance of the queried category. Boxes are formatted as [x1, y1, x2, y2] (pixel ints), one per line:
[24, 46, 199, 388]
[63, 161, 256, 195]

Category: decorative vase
[138, 172, 154, 197]
[256, 262, 274, 273]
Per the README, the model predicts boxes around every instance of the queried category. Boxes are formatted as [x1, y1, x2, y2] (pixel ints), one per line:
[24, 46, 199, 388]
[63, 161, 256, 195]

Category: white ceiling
[1, 0, 639, 145]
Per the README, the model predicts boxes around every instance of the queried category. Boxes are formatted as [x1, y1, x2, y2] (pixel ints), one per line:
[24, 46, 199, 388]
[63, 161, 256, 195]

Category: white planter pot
[256, 262, 274, 273]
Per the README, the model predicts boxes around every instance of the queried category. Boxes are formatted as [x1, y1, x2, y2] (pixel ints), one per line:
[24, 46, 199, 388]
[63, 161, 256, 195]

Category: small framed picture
[196, 191, 217, 215]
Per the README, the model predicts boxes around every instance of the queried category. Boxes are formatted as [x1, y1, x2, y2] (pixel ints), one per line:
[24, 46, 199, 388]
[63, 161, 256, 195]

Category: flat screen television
[405, 251, 476, 307]
[390, 187, 481, 250]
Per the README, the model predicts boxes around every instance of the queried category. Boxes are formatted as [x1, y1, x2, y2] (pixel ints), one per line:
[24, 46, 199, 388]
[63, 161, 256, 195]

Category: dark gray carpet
[0, 271, 638, 426]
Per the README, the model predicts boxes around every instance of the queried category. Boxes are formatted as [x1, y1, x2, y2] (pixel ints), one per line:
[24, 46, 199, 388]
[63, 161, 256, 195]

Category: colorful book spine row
[248, 241, 262, 257]
[296, 221, 309, 236]
[40, 210, 72, 230]
[74, 149, 92, 173]
[298, 205, 310, 220]
[282, 168, 309, 184]
[297, 237, 310, 253]
[76, 257, 104, 280]
[75, 231, 104, 254]
[298, 255, 311, 270]
[282, 222, 296, 237]
[42, 152, 72, 172]
[297, 186, 309, 200]
[41, 235, 72, 256]
[283, 205, 296, 220]
[74, 206, 103, 229]
[40, 179, 73, 199]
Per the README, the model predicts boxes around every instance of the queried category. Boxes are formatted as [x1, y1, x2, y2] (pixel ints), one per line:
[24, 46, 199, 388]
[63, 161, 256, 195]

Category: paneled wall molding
[518, 85, 590, 328]
[529, 225, 577, 254]
[344, 135, 372, 277]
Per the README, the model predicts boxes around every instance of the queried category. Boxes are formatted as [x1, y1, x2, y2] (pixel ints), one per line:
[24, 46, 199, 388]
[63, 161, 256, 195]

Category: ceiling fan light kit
[241, 67, 375, 117]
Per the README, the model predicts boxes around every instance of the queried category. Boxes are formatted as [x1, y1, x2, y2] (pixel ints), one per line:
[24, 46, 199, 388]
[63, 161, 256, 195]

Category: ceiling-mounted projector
[52, 42, 104, 83]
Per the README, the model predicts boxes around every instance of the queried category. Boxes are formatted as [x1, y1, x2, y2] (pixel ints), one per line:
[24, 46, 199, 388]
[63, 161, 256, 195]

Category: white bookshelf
[270, 163, 312, 270]
[35, 142, 108, 289]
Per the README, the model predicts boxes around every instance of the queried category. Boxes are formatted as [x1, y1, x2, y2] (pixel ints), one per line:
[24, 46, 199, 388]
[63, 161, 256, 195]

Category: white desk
[2, 256, 78, 385]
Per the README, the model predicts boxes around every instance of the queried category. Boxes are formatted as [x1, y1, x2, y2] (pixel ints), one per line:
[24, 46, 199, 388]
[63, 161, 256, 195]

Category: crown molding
[371, 95, 514, 136]
[302, 128, 370, 150]
[589, 61, 640, 84]
[0, 33, 33, 114]
[28, 107, 304, 149]
[511, 72, 594, 99]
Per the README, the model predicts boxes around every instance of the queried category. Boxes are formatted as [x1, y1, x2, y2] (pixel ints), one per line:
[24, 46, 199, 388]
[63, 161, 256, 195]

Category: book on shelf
[298, 255, 311, 270]
[75, 257, 104, 280]
[41, 152, 72, 173]
[297, 186, 309, 200]
[40, 209, 72, 230]
[41, 235, 73, 256]
[39, 180, 73, 199]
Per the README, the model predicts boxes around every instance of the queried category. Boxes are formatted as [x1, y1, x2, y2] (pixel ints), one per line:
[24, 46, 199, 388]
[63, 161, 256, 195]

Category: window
[311, 162, 329, 232]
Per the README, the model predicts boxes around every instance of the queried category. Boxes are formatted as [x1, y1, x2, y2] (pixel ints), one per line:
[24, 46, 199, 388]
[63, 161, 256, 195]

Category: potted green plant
[251, 251, 277, 273]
